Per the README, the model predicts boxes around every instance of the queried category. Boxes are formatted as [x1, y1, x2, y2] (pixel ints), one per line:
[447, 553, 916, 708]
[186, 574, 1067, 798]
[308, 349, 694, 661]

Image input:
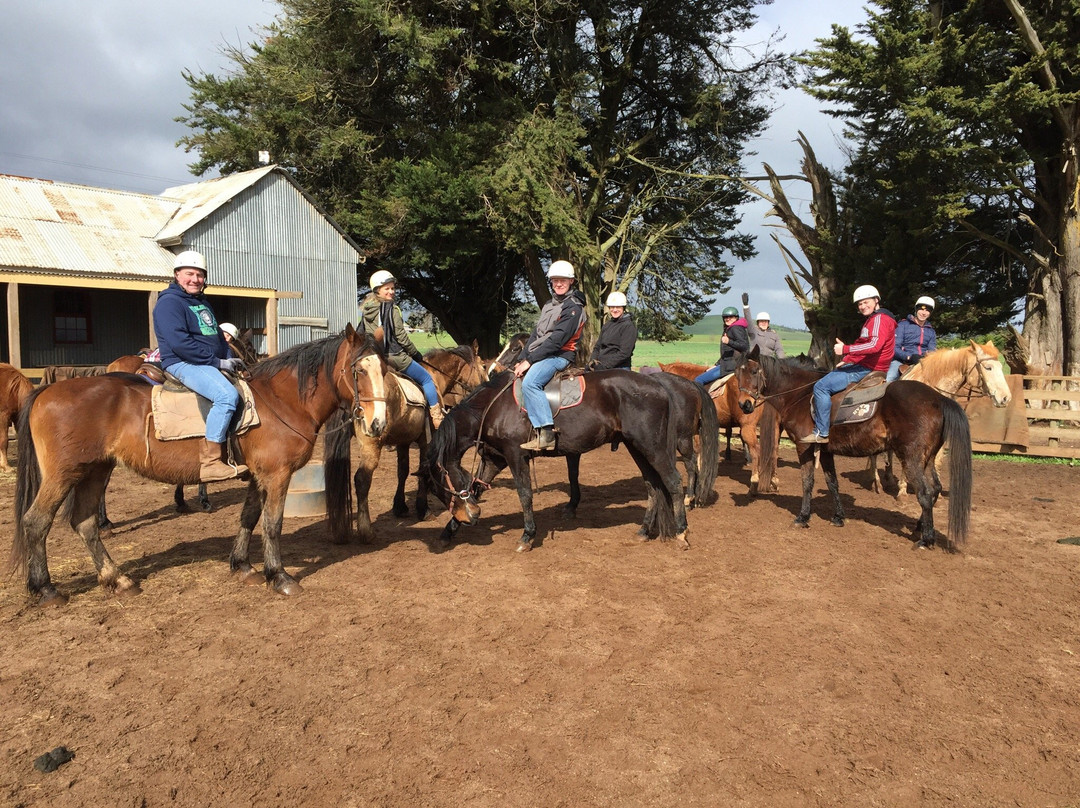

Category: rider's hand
[513, 359, 530, 378]
[833, 338, 845, 357]
[218, 357, 246, 372]
[741, 292, 749, 306]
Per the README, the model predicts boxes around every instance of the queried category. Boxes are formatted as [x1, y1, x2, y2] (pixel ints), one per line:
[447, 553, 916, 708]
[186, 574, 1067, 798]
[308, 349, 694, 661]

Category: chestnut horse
[1, 363, 34, 472]
[869, 340, 1010, 495]
[751, 350, 972, 550]
[427, 369, 689, 552]
[659, 360, 773, 494]
[323, 344, 489, 544]
[11, 326, 379, 604]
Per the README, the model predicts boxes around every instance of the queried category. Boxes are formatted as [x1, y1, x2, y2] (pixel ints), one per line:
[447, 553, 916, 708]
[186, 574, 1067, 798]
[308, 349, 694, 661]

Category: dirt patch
[2, 445, 1079, 807]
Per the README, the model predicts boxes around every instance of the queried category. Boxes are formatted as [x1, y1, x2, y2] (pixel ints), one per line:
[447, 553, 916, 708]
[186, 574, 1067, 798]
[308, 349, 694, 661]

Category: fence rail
[970, 375, 1080, 459]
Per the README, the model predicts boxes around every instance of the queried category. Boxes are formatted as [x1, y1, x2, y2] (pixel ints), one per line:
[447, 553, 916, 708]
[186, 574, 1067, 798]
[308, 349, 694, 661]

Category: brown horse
[1, 363, 34, 472]
[750, 349, 972, 550]
[11, 326, 379, 605]
[658, 361, 775, 494]
[324, 344, 489, 544]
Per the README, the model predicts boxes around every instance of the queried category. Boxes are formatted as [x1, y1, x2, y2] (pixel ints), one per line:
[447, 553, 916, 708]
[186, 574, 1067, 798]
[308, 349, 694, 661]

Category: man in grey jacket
[742, 293, 785, 359]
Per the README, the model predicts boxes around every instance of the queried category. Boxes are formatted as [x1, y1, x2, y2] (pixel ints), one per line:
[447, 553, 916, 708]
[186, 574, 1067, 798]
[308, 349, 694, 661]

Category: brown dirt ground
[1, 441, 1079, 808]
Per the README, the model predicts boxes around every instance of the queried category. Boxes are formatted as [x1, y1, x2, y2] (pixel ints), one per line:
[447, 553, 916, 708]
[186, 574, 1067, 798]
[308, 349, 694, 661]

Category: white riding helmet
[220, 322, 239, 339]
[605, 291, 627, 307]
[853, 284, 880, 303]
[915, 295, 935, 310]
[755, 311, 771, 322]
[369, 269, 396, 290]
[547, 260, 575, 280]
[173, 250, 207, 273]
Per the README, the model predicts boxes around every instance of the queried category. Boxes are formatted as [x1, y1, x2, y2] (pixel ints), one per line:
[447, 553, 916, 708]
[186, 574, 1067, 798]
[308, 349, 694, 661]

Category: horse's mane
[250, 332, 374, 396]
[758, 353, 824, 386]
[912, 343, 993, 384]
[426, 344, 475, 363]
[1, 364, 33, 403]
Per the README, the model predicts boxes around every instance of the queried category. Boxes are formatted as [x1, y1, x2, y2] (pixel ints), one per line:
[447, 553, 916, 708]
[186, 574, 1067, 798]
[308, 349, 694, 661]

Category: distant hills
[685, 314, 808, 337]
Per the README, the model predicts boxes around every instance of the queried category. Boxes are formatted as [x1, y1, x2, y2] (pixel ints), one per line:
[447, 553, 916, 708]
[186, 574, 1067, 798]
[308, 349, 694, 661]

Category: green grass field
[409, 328, 812, 368]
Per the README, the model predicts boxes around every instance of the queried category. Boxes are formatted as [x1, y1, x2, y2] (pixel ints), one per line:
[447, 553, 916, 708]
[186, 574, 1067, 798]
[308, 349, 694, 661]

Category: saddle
[706, 372, 735, 399]
[513, 371, 586, 418]
[149, 369, 260, 441]
[390, 372, 428, 408]
[818, 371, 888, 428]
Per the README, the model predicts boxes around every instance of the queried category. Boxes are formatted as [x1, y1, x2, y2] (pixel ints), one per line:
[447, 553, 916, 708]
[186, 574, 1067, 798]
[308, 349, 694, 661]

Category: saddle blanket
[706, 373, 734, 398]
[513, 374, 586, 416]
[391, 372, 427, 407]
[151, 379, 260, 441]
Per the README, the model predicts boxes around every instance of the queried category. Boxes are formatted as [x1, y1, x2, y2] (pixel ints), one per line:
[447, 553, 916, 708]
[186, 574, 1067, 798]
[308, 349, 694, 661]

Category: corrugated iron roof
[0, 174, 179, 278]
[157, 165, 277, 245]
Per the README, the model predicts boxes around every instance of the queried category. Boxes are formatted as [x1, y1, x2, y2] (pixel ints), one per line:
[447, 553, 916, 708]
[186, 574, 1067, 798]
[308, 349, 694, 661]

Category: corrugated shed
[0, 175, 178, 277]
[157, 166, 276, 245]
[174, 171, 362, 350]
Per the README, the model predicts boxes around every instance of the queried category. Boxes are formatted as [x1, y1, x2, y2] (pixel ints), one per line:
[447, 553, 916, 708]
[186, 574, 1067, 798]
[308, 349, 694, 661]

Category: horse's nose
[740, 400, 755, 414]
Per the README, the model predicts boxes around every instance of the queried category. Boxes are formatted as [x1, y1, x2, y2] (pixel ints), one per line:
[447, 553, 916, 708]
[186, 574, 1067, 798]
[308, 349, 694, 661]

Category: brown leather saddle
[147, 368, 259, 441]
[819, 371, 889, 427]
[513, 371, 586, 418]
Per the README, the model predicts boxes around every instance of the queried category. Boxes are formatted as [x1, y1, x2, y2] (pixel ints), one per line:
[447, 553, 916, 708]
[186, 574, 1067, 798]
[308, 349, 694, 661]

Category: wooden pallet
[971, 375, 1080, 459]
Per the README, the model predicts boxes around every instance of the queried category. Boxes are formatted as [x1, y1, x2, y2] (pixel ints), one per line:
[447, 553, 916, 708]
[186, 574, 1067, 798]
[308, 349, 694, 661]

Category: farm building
[0, 166, 363, 374]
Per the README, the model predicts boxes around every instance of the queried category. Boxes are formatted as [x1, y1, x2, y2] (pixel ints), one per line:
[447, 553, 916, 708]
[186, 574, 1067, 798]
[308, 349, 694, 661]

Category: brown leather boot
[520, 426, 556, 451]
[429, 404, 444, 430]
[199, 439, 248, 482]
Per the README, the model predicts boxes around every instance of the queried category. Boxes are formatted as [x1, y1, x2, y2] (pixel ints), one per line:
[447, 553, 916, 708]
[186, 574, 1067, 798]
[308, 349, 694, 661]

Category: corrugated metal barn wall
[178, 174, 360, 352]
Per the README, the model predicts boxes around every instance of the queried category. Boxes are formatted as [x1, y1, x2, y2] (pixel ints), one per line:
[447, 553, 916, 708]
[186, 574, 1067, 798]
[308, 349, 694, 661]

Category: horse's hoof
[793, 518, 810, 529]
[269, 574, 303, 596]
[232, 565, 263, 586]
[175, 502, 192, 514]
[34, 588, 69, 608]
[674, 532, 690, 551]
[561, 506, 577, 519]
[392, 504, 409, 517]
[199, 502, 213, 513]
[515, 540, 533, 553]
[831, 517, 845, 527]
[113, 576, 142, 597]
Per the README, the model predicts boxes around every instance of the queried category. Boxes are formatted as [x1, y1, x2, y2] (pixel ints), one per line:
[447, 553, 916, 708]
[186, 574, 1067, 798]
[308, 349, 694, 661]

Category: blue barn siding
[176, 175, 359, 352]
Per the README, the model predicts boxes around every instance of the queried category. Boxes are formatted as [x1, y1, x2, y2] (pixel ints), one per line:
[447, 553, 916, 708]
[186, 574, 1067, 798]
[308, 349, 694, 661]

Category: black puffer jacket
[589, 313, 637, 370]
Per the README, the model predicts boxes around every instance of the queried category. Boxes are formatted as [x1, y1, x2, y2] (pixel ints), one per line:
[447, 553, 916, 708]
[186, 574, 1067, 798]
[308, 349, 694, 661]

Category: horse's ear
[471, 338, 479, 356]
[372, 326, 384, 346]
[747, 344, 761, 362]
[344, 323, 356, 339]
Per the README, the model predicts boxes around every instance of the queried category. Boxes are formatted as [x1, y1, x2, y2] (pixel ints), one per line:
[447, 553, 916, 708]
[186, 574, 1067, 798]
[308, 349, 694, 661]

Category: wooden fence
[968, 375, 1080, 460]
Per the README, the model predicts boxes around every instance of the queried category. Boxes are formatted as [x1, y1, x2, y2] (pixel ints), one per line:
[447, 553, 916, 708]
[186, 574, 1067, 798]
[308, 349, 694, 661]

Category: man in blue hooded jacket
[153, 250, 248, 481]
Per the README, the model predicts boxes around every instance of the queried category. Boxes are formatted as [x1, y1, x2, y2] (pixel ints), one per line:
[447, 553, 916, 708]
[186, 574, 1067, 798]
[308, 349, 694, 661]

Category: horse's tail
[758, 404, 780, 492]
[693, 382, 720, 507]
[11, 386, 49, 576]
[942, 397, 972, 548]
[323, 408, 356, 544]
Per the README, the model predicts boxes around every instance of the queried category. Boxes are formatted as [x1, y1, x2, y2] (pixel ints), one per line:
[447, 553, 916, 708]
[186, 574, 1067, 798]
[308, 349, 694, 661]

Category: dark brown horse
[323, 344, 489, 544]
[11, 326, 379, 605]
[658, 360, 775, 494]
[427, 369, 689, 552]
[1, 362, 34, 472]
[750, 349, 972, 550]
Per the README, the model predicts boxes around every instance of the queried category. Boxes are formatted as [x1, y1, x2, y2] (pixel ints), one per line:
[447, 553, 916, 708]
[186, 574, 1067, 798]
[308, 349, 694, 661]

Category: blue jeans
[402, 360, 439, 408]
[165, 361, 241, 443]
[521, 356, 570, 427]
[694, 365, 725, 386]
[886, 359, 903, 382]
[812, 364, 872, 436]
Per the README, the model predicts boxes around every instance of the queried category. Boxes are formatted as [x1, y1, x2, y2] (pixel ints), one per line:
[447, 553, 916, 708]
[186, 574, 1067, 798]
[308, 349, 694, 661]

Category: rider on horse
[588, 291, 637, 371]
[153, 250, 249, 481]
[694, 305, 750, 386]
[514, 260, 587, 451]
[802, 284, 896, 444]
[360, 269, 444, 429]
[887, 295, 937, 382]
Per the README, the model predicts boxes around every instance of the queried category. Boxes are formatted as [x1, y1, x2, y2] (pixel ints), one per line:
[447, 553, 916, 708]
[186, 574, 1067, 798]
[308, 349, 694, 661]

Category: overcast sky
[1, 0, 868, 329]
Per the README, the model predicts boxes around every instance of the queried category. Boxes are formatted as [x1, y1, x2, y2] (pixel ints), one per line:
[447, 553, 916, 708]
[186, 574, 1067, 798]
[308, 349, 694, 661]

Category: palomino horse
[1, 362, 34, 472]
[751, 349, 972, 550]
[427, 369, 689, 552]
[869, 340, 1011, 495]
[659, 360, 774, 494]
[323, 344, 489, 544]
[11, 326, 380, 604]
